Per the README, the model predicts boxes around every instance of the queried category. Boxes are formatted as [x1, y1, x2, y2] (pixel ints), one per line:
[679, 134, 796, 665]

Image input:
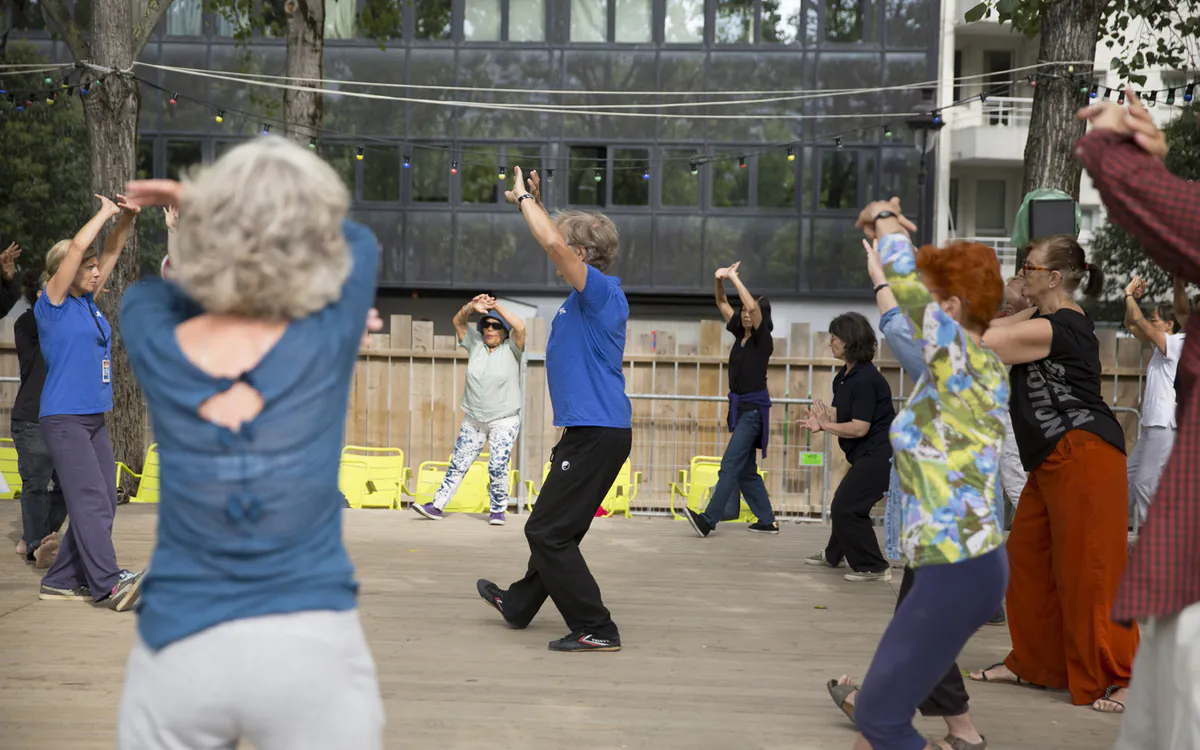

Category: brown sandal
[1091, 684, 1126, 714]
[942, 734, 987, 750]
[826, 678, 858, 727]
[969, 661, 1046, 689]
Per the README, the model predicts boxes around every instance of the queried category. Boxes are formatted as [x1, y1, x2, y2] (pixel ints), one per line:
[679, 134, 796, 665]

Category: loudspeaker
[1028, 198, 1077, 241]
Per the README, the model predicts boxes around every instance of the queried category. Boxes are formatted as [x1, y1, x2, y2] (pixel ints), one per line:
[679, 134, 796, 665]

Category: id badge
[102, 358, 111, 384]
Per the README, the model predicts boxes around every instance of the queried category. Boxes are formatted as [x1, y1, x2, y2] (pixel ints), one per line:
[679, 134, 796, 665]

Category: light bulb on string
[1067, 64, 1075, 74]
[1166, 88, 1176, 106]
[689, 160, 699, 175]
[46, 92, 56, 105]
[1027, 75, 1036, 88]
[356, 147, 364, 161]
[835, 138, 843, 151]
[261, 123, 271, 135]
[43, 76, 52, 85]
[883, 123, 893, 138]
[1117, 89, 1126, 104]
[309, 137, 317, 149]
[1089, 84, 1098, 99]
[169, 92, 178, 105]
[932, 114, 942, 125]
[980, 92, 988, 104]
[403, 154, 411, 168]
[546, 169, 554, 181]
[498, 165, 506, 181]
[80, 81, 89, 95]
[1185, 83, 1195, 103]
[1078, 80, 1088, 94]
[60, 77, 68, 89]
[1102, 87, 1111, 100]
[786, 147, 795, 162]
[450, 161, 458, 175]
[215, 110, 225, 123]
[642, 166, 650, 181]
[593, 168, 602, 183]
[1146, 90, 1157, 108]
[0, 83, 7, 95]
[738, 156, 746, 169]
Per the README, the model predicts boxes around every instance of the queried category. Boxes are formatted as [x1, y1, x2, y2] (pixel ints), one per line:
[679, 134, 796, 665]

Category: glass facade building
[10, 0, 939, 296]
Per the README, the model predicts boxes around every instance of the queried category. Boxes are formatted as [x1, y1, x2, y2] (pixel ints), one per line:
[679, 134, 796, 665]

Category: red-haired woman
[848, 200, 1009, 750]
[969, 236, 1137, 714]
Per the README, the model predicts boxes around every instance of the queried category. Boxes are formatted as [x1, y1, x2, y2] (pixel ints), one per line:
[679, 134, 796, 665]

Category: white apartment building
[933, 0, 1197, 277]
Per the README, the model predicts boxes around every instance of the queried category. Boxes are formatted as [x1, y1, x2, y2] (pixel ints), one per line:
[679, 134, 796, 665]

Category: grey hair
[173, 137, 351, 320]
[45, 239, 97, 280]
[554, 210, 619, 273]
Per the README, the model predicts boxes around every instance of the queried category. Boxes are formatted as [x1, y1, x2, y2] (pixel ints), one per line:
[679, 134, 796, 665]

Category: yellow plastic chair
[412, 459, 519, 514]
[0, 438, 20, 499]
[338, 446, 411, 509]
[525, 459, 642, 518]
[668, 455, 768, 523]
[116, 444, 161, 504]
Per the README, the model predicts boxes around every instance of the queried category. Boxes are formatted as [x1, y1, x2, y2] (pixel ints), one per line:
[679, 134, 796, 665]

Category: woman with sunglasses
[413, 295, 525, 525]
[969, 236, 1138, 714]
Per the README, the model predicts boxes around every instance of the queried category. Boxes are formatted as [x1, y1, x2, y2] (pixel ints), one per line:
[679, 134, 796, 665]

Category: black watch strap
[873, 210, 897, 224]
[516, 193, 535, 208]
[873, 282, 890, 293]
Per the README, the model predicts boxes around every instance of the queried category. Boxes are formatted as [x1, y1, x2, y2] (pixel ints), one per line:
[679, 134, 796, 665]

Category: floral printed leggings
[433, 415, 521, 514]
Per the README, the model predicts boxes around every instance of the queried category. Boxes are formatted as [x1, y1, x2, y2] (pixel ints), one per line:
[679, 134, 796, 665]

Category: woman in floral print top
[849, 199, 1010, 750]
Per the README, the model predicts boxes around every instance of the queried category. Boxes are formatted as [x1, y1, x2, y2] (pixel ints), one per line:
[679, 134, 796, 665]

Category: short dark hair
[1146, 303, 1179, 333]
[829, 311, 877, 364]
[736, 296, 773, 333]
[21, 267, 41, 307]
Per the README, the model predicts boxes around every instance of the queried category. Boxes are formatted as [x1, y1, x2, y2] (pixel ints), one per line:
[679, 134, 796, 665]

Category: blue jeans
[12, 419, 66, 554]
[701, 409, 775, 527]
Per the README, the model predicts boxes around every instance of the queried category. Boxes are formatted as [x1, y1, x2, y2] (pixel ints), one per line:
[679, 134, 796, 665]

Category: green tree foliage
[0, 43, 92, 272]
[1086, 105, 1200, 321]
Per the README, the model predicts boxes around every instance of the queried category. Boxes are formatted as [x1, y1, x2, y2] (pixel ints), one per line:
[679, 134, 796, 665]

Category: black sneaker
[477, 578, 520, 628]
[39, 583, 92, 601]
[683, 507, 713, 538]
[548, 630, 621, 653]
[987, 607, 1007, 626]
[748, 521, 779, 534]
[108, 569, 145, 612]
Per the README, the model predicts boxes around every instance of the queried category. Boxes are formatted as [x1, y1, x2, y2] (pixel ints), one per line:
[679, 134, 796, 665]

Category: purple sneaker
[412, 503, 444, 520]
[489, 512, 506, 526]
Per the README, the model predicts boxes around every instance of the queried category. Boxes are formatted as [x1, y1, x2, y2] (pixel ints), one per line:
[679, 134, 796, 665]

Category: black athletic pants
[823, 446, 890, 573]
[504, 426, 632, 639]
[896, 565, 971, 717]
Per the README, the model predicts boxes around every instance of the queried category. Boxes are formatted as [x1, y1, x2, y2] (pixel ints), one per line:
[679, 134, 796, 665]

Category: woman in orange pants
[970, 235, 1138, 712]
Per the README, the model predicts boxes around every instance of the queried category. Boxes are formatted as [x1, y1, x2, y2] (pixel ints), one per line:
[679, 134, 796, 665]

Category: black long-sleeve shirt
[12, 306, 46, 424]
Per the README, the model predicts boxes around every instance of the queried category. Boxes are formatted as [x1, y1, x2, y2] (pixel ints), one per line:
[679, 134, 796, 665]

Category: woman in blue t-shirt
[36, 194, 145, 611]
[117, 137, 385, 749]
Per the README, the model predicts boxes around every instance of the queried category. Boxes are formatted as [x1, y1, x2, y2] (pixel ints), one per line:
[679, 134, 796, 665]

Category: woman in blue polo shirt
[36, 194, 145, 611]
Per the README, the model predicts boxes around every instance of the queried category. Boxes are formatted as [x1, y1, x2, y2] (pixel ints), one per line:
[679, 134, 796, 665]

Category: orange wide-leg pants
[1003, 429, 1139, 705]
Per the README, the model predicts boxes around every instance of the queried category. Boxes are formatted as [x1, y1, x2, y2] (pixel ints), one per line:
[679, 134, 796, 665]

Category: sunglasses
[480, 321, 506, 331]
[1020, 261, 1056, 274]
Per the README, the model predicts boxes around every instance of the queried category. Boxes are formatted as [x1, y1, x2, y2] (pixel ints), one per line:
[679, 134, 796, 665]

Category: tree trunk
[284, 0, 325, 145]
[86, 2, 146, 472]
[1018, 0, 1106, 263]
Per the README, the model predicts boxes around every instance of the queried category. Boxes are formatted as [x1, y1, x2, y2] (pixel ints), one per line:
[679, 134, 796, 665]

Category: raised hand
[526, 169, 545, 209]
[856, 197, 918, 240]
[360, 308, 383, 349]
[1125, 90, 1168, 161]
[863, 238, 885, 286]
[504, 166, 528, 205]
[95, 194, 121, 217]
[799, 410, 823, 434]
[727, 261, 742, 280]
[164, 206, 179, 231]
[470, 294, 496, 314]
[0, 243, 21, 281]
[115, 193, 142, 215]
[1076, 96, 1131, 136]
[124, 179, 184, 209]
[811, 399, 834, 424]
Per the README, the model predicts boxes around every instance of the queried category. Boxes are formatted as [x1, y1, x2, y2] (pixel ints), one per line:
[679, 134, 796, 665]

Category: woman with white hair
[117, 137, 385, 749]
[35, 195, 145, 610]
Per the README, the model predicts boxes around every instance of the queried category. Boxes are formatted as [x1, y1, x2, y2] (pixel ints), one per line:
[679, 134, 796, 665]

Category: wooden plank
[411, 321, 434, 352]
[526, 317, 547, 352]
[389, 314, 412, 350]
[433, 335, 456, 352]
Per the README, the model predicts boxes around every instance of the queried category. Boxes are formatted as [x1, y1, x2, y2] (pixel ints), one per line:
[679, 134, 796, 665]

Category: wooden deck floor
[0, 503, 1120, 749]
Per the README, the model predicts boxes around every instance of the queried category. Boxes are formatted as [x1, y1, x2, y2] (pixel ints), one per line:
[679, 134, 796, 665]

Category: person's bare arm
[1174, 276, 1190, 329]
[726, 262, 761, 329]
[94, 195, 141, 298]
[490, 303, 526, 351]
[713, 268, 735, 323]
[46, 196, 122, 305]
[1123, 276, 1167, 353]
[982, 317, 1055, 365]
[989, 306, 1038, 327]
[505, 167, 588, 292]
[455, 294, 492, 342]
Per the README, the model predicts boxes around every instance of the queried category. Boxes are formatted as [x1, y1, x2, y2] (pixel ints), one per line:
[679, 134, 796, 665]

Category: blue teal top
[35, 291, 113, 418]
[545, 264, 632, 429]
[121, 220, 379, 650]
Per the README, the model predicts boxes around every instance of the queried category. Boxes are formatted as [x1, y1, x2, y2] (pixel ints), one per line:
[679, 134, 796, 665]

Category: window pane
[809, 53, 879, 140]
[571, 0, 606, 41]
[415, 0, 453, 39]
[664, 0, 704, 43]
[350, 210, 403, 281]
[457, 50, 554, 140]
[510, 0, 545, 41]
[458, 212, 546, 285]
[325, 0, 357, 39]
[166, 141, 203, 181]
[508, 146, 543, 177]
[321, 144, 358, 193]
[653, 216, 704, 289]
[715, 0, 752, 44]
[359, 0, 403, 40]
[614, 0, 651, 42]
[607, 216, 652, 288]
[825, 0, 873, 43]
[137, 139, 155, 180]
[758, 152, 796, 208]
[412, 147, 450, 203]
[810, 218, 868, 290]
[408, 50, 455, 137]
[215, 140, 246, 160]
[879, 148, 920, 214]
[949, 177, 959, 230]
[462, 145, 500, 204]
[976, 179, 1007, 234]
[884, 0, 927, 47]
[662, 150, 700, 207]
[323, 47, 405, 134]
[707, 53, 799, 142]
[706, 217, 800, 290]
[166, 0, 202, 35]
[762, 0, 801, 43]
[711, 158, 750, 208]
[613, 149, 650, 206]
[659, 53, 706, 140]
[569, 147, 606, 206]
[406, 212, 453, 283]
[884, 54, 929, 113]
[364, 146, 400, 202]
[819, 150, 859, 209]
[465, 0, 501, 40]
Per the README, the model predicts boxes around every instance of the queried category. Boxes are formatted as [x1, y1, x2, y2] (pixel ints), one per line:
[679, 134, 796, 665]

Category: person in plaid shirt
[1076, 89, 1200, 746]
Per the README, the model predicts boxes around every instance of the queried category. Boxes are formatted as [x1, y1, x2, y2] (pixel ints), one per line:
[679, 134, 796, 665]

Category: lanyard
[83, 297, 110, 348]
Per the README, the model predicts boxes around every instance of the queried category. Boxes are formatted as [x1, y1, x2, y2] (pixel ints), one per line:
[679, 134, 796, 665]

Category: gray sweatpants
[1127, 425, 1175, 523]
[118, 610, 385, 750]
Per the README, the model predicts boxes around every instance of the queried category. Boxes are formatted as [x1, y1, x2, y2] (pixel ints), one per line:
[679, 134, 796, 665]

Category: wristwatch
[516, 193, 536, 208]
[873, 210, 897, 225]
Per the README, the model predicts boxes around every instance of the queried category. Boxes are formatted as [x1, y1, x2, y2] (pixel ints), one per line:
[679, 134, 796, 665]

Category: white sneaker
[844, 568, 893, 582]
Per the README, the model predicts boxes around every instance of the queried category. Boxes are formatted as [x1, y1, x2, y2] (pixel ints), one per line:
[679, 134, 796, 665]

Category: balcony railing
[950, 97, 1034, 130]
[954, 236, 1018, 275]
